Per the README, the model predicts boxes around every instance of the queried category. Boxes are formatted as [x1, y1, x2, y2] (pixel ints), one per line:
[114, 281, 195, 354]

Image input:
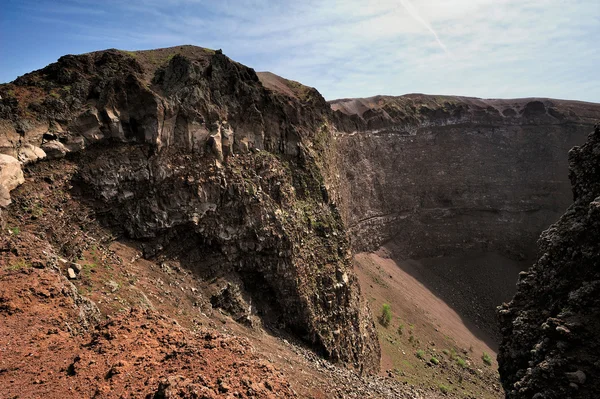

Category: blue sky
[1, 0, 599, 102]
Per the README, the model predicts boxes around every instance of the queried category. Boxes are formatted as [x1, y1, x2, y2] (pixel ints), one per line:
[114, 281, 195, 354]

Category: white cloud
[7, 0, 600, 102]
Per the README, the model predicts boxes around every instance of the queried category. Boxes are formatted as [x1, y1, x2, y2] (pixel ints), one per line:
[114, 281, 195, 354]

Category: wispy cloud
[1, 0, 599, 102]
[397, 0, 450, 55]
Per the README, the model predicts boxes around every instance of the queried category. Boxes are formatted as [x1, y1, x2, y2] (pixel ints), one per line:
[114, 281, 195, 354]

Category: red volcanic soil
[0, 264, 295, 399]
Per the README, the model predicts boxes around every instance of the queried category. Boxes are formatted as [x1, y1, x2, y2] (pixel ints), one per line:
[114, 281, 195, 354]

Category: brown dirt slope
[354, 248, 503, 399]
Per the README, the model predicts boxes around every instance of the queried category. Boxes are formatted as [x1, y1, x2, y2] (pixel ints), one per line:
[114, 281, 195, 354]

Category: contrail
[397, 0, 450, 55]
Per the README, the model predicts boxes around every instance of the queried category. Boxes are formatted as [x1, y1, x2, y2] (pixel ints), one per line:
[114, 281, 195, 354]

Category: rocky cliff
[3, 44, 600, 394]
[331, 95, 600, 258]
[497, 125, 600, 398]
[0, 46, 379, 372]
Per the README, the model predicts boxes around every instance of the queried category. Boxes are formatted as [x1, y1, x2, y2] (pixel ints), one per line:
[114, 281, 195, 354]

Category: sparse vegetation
[379, 303, 392, 327]
[439, 384, 450, 394]
[120, 50, 137, 58]
[24, 203, 44, 218]
[457, 357, 467, 368]
[416, 350, 425, 359]
[397, 323, 404, 335]
[81, 261, 97, 277]
[8, 226, 20, 235]
[430, 356, 439, 365]
[482, 352, 493, 366]
[8, 259, 30, 270]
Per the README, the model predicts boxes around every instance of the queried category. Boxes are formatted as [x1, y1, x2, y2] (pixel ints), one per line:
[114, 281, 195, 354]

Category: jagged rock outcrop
[497, 126, 600, 398]
[0, 46, 379, 372]
[331, 95, 600, 258]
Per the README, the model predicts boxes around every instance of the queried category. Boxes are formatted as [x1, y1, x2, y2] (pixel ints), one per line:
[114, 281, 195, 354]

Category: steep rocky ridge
[3, 44, 600, 398]
[497, 125, 600, 398]
[0, 45, 378, 372]
[331, 95, 600, 258]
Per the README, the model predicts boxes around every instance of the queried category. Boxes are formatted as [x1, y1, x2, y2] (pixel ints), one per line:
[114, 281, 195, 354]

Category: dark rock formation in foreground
[331, 95, 600, 258]
[0, 46, 379, 372]
[498, 126, 600, 398]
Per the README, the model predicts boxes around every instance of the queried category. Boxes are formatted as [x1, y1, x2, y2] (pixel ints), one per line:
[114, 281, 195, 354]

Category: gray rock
[71, 263, 83, 273]
[0, 184, 11, 207]
[42, 141, 68, 159]
[17, 143, 46, 164]
[106, 280, 120, 293]
[67, 268, 77, 280]
[0, 154, 24, 191]
[565, 370, 586, 385]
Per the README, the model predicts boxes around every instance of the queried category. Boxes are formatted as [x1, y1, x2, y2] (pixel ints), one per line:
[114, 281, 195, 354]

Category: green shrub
[439, 384, 449, 394]
[430, 356, 439, 365]
[8, 259, 30, 270]
[457, 357, 467, 368]
[482, 352, 493, 366]
[397, 324, 404, 335]
[379, 303, 392, 327]
[416, 350, 425, 359]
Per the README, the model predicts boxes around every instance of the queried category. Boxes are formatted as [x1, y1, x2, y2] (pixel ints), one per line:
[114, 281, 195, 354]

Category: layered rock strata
[331, 95, 600, 257]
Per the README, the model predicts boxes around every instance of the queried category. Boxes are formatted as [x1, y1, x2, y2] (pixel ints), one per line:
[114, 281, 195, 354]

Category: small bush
[416, 350, 425, 359]
[8, 226, 20, 235]
[379, 303, 392, 327]
[457, 357, 467, 368]
[439, 384, 449, 394]
[482, 352, 493, 366]
[430, 356, 439, 365]
[408, 335, 415, 344]
[397, 324, 404, 335]
[8, 259, 30, 270]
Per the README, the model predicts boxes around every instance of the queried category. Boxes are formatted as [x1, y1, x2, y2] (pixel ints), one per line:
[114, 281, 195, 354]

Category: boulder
[0, 184, 11, 207]
[18, 143, 46, 164]
[0, 154, 24, 195]
[42, 141, 68, 159]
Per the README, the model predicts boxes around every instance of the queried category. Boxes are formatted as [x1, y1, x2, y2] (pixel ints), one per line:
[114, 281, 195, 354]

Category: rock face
[0, 154, 24, 206]
[497, 126, 600, 398]
[3, 44, 600, 381]
[331, 95, 600, 258]
[0, 46, 378, 372]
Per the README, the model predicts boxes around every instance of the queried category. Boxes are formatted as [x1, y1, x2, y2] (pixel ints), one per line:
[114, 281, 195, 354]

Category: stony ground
[0, 156, 458, 398]
[0, 267, 295, 399]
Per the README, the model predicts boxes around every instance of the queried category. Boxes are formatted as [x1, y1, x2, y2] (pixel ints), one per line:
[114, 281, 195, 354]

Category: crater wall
[331, 95, 600, 258]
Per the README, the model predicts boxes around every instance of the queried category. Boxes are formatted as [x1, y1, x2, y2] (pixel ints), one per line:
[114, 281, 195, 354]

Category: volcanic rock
[498, 127, 600, 398]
